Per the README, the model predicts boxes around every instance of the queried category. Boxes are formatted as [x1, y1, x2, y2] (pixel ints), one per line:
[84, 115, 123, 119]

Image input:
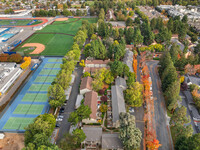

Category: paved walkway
[134, 55, 144, 150]
[181, 91, 198, 133]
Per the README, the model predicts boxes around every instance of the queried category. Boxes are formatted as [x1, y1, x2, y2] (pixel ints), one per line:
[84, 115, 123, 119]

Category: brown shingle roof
[80, 76, 93, 91]
[85, 60, 110, 65]
[84, 67, 110, 74]
[84, 91, 98, 119]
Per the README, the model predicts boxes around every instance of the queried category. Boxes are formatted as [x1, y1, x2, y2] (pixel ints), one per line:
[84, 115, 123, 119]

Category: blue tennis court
[0, 57, 62, 132]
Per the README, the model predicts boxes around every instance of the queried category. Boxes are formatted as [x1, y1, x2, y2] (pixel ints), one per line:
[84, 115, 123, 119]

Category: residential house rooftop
[123, 50, 134, 73]
[102, 133, 123, 150]
[115, 77, 127, 90]
[80, 76, 93, 91]
[82, 126, 102, 142]
[84, 59, 110, 74]
[111, 85, 126, 125]
[84, 91, 98, 119]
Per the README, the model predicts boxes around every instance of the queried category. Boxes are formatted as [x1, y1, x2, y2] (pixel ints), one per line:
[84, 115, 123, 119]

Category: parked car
[55, 124, 60, 127]
[58, 115, 64, 119]
[129, 107, 134, 113]
[56, 118, 63, 121]
[60, 107, 65, 110]
[59, 109, 64, 113]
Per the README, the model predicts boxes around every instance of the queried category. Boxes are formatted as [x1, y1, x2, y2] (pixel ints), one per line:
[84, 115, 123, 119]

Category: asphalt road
[146, 61, 174, 150]
[56, 65, 83, 143]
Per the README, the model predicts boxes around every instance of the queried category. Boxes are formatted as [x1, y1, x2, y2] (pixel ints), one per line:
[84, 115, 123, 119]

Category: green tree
[126, 72, 136, 87]
[74, 30, 87, 48]
[188, 133, 200, 150]
[68, 104, 92, 125]
[125, 17, 133, 26]
[113, 44, 125, 60]
[62, 9, 72, 16]
[169, 43, 180, 64]
[72, 128, 86, 144]
[129, 11, 134, 16]
[155, 27, 171, 43]
[99, 8, 105, 20]
[161, 64, 178, 92]
[24, 114, 56, 146]
[178, 22, 187, 42]
[112, 28, 120, 39]
[133, 27, 143, 47]
[158, 51, 173, 76]
[152, 0, 158, 6]
[172, 124, 193, 142]
[170, 106, 190, 126]
[194, 43, 200, 54]
[83, 71, 91, 77]
[164, 80, 180, 111]
[182, 15, 188, 23]
[110, 61, 124, 77]
[167, 17, 173, 32]
[55, 70, 71, 90]
[88, 24, 94, 38]
[92, 68, 114, 91]
[141, 22, 155, 45]
[59, 133, 78, 150]
[48, 84, 65, 108]
[150, 18, 157, 30]
[125, 82, 143, 107]
[68, 111, 79, 125]
[98, 19, 106, 37]
[125, 27, 134, 44]
[119, 112, 142, 150]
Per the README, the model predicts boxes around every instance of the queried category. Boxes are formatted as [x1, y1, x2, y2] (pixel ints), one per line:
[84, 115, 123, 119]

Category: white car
[56, 118, 63, 121]
[58, 115, 64, 119]
[129, 107, 134, 113]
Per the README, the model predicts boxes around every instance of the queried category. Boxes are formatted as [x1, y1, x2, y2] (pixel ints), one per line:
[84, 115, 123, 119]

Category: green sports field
[21, 93, 48, 102]
[3, 117, 34, 130]
[14, 18, 97, 56]
[0, 19, 41, 26]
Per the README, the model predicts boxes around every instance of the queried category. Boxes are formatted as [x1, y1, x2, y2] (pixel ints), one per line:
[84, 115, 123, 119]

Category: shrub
[100, 95, 108, 102]
[99, 89, 105, 95]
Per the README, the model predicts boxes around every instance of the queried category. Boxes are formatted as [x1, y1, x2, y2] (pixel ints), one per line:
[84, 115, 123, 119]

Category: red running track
[0, 17, 49, 27]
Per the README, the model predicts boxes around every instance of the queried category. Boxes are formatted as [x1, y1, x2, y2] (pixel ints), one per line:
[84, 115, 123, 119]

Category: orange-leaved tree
[147, 139, 162, 150]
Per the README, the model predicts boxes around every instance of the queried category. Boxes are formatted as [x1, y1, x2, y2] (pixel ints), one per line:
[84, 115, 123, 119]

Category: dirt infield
[0, 133, 24, 150]
[22, 43, 45, 54]
[0, 17, 48, 27]
[55, 18, 68, 21]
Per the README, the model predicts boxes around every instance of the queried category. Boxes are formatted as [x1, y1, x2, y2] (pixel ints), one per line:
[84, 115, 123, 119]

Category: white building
[0, 63, 23, 94]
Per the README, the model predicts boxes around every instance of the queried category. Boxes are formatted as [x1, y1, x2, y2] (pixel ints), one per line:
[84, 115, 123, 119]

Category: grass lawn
[71, 4, 81, 8]
[14, 18, 97, 56]
[31, 20, 43, 25]
[37, 18, 97, 35]
[85, 1, 95, 6]
[15, 33, 73, 56]
[52, 18, 78, 25]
